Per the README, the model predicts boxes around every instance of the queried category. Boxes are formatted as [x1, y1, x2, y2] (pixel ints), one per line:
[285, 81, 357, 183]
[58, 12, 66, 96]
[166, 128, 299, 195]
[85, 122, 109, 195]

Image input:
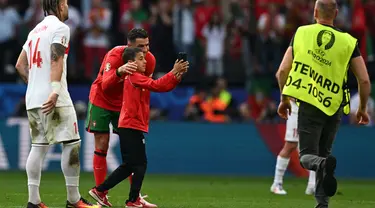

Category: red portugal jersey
[89, 46, 156, 112]
[119, 72, 179, 133]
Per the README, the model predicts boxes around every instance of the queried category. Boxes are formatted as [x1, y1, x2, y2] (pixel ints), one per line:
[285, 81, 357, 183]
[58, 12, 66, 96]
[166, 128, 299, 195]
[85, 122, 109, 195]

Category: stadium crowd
[2, 0, 375, 124]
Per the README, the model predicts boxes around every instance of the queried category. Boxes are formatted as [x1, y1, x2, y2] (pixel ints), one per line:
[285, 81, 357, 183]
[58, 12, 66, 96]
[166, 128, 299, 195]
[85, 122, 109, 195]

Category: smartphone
[177, 52, 187, 62]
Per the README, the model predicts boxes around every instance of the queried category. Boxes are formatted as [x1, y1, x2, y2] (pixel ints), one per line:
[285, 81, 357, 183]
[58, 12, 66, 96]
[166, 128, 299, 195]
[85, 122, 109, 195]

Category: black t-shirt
[289, 25, 361, 59]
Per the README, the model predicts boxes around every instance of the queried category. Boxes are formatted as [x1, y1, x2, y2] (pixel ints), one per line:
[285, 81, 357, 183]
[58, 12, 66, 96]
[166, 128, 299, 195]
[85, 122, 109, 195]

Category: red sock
[128, 173, 133, 185]
[93, 148, 107, 186]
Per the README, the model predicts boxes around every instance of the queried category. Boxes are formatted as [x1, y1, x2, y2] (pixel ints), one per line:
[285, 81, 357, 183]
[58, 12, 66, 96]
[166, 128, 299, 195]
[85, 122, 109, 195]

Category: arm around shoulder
[101, 53, 125, 92]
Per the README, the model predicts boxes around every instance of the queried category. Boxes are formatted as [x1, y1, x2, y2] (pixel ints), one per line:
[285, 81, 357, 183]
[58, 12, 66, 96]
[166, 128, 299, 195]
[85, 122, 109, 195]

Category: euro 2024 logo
[315, 30, 336, 57]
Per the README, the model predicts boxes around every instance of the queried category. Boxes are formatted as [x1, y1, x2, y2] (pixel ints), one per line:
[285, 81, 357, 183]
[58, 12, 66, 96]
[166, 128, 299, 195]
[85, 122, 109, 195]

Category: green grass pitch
[1, 172, 375, 208]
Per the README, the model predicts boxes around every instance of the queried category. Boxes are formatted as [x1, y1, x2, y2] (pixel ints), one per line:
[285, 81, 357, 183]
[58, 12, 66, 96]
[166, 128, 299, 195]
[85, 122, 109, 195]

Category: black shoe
[322, 155, 337, 197]
[27, 202, 48, 208]
[66, 197, 98, 208]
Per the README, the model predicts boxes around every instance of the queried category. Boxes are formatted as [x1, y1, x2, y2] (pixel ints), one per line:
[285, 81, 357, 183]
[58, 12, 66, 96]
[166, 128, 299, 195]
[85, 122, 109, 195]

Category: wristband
[116, 68, 122, 77]
[51, 81, 61, 95]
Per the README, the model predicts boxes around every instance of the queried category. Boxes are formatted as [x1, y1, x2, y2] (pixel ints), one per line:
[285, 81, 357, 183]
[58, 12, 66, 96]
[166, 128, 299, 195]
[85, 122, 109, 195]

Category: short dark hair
[122, 47, 143, 63]
[127, 28, 148, 43]
[42, 0, 61, 18]
[316, 0, 337, 20]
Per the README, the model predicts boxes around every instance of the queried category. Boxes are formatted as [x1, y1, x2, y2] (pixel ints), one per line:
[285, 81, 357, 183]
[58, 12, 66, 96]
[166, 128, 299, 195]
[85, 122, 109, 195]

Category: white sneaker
[270, 183, 287, 195]
[305, 186, 315, 195]
[139, 194, 157, 208]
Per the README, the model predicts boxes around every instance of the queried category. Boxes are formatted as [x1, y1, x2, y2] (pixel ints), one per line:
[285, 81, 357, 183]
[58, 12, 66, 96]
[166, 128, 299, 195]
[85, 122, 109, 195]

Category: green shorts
[85, 102, 120, 134]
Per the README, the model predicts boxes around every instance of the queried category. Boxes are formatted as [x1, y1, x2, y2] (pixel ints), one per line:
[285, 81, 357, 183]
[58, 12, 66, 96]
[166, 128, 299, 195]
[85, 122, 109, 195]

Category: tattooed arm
[41, 43, 66, 114]
[15, 50, 29, 84]
[50, 43, 66, 82]
[41, 24, 70, 114]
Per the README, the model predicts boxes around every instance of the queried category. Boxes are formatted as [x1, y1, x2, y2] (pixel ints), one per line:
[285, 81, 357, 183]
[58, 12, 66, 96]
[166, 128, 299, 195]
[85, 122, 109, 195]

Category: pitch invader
[86, 28, 156, 207]
[270, 99, 316, 195]
[15, 0, 99, 207]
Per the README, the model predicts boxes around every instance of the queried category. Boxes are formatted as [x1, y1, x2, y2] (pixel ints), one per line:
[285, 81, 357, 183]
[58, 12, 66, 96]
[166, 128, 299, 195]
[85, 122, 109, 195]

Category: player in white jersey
[15, 0, 99, 208]
[270, 99, 316, 195]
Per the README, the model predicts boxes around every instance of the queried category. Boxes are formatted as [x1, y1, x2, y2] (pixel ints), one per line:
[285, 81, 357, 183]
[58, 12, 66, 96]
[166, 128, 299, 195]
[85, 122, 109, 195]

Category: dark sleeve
[351, 44, 361, 59]
[289, 35, 295, 47]
[289, 34, 295, 58]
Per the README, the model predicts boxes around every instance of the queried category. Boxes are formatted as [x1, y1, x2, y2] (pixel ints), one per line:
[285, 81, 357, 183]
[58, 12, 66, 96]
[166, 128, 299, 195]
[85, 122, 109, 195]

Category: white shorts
[285, 101, 299, 143]
[27, 107, 80, 145]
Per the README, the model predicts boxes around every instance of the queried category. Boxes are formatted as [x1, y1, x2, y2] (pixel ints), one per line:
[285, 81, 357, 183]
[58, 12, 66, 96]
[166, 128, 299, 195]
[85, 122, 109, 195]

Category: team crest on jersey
[105, 63, 111, 72]
[92, 121, 96, 127]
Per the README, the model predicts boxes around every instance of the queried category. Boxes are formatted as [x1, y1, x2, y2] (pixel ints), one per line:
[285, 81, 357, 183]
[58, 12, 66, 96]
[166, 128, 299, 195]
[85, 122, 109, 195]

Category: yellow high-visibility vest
[282, 24, 357, 116]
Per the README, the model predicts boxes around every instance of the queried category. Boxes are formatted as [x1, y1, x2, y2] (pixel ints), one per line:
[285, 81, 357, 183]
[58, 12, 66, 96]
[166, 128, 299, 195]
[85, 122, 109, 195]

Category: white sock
[26, 145, 49, 204]
[274, 155, 290, 184]
[308, 170, 316, 187]
[61, 141, 81, 204]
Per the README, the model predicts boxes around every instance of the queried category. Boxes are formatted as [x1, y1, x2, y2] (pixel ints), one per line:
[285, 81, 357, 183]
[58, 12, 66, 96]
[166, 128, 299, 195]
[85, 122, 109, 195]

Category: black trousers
[97, 128, 147, 202]
[298, 102, 342, 208]
[119, 128, 147, 165]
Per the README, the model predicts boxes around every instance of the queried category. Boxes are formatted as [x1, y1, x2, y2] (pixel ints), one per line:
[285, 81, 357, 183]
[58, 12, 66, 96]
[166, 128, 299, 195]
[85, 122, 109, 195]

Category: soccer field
[1, 172, 375, 208]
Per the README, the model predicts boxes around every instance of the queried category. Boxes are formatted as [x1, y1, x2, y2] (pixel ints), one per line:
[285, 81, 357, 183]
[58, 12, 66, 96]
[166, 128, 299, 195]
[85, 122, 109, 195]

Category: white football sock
[26, 145, 49, 204]
[274, 155, 290, 184]
[308, 170, 316, 187]
[61, 140, 81, 204]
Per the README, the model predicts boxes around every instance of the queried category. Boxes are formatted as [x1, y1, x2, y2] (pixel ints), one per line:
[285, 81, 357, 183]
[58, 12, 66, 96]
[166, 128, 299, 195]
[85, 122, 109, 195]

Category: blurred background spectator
[203, 12, 226, 77]
[2, 0, 375, 125]
[257, 3, 284, 73]
[150, 0, 176, 75]
[173, 0, 195, 69]
[23, 0, 44, 29]
[83, 0, 112, 80]
[0, 0, 21, 82]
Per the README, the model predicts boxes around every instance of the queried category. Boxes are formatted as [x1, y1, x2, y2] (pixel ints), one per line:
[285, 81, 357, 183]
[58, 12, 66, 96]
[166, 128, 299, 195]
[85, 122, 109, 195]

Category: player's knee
[127, 156, 147, 167]
[284, 142, 298, 153]
[63, 140, 81, 167]
[133, 163, 147, 175]
[26, 161, 39, 177]
[69, 145, 80, 167]
[118, 162, 128, 169]
[95, 133, 110, 151]
[280, 142, 298, 157]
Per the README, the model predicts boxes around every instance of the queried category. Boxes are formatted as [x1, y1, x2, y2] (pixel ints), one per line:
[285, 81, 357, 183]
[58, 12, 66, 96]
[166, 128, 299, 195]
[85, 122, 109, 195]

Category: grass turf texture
[1, 172, 375, 208]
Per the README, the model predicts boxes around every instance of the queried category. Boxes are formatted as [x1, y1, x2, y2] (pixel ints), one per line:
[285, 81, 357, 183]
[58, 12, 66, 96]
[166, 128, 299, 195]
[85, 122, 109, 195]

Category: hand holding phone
[177, 52, 187, 62]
